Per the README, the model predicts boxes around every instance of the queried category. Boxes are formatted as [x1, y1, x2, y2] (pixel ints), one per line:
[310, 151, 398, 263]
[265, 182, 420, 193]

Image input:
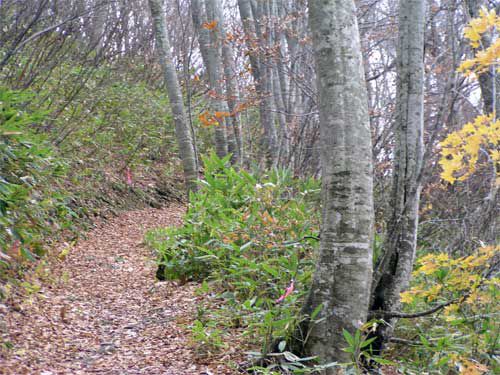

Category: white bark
[206, 0, 240, 163]
[211, 0, 242, 163]
[90, 0, 109, 52]
[148, 0, 198, 194]
[370, 0, 425, 352]
[191, 0, 228, 159]
[304, 0, 374, 367]
[237, 0, 278, 165]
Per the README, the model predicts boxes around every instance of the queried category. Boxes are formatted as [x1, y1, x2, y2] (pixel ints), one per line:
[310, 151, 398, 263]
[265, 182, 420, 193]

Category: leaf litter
[0, 205, 239, 374]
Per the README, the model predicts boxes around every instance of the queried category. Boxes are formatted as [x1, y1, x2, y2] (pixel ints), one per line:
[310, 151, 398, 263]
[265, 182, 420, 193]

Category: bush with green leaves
[51, 69, 176, 168]
[146, 153, 321, 358]
[147, 154, 500, 373]
[0, 87, 75, 270]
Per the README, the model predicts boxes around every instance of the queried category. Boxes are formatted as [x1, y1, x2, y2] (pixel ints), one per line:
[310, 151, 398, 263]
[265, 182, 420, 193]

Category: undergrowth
[394, 246, 499, 374]
[1, 87, 75, 272]
[146, 153, 322, 368]
[147, 154, 499, 374]
[0, 74, 182, 283]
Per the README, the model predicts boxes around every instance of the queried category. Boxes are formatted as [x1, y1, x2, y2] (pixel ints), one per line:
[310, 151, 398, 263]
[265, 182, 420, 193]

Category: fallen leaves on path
[0, 205, 238, 374]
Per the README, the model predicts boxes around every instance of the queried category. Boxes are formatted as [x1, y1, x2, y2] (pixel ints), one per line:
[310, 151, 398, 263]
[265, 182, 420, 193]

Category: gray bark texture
[90, 0, 109, 52]
[304, 0, 374, 367]
[148, 0, 198, 195]
[211, 0, 242, 163]
[267, 0, 289, 166]
[206, 0, 239, 163]
[463, 0, 499, 244]
[466, 0, 500, 115]
[237, 0, 278, 166]
[370, 0, 425, 353]
[191, 0, 228, 160]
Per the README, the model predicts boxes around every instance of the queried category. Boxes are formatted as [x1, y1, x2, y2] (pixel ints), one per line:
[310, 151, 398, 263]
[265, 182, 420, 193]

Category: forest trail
[1, 206, 233, 375]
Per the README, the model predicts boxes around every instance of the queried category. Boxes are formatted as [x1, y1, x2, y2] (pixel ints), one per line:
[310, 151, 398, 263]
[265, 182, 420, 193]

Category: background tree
[465, 0, 500, 115]
[191, 0, 230, 160]
[149, 0, 198, 194]
[237, 0, 278, 166]
[369, 0, 425, 353]
[211, 0, 242, 163]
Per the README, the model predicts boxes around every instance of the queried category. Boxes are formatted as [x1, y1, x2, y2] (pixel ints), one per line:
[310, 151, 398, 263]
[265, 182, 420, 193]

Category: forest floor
[0, 205, 238, 375]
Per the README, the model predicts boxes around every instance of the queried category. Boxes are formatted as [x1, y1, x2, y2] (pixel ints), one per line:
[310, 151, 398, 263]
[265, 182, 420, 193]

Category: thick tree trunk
[370, 0, 425, 354]
[148, 0, 198, 195]
[191, 0, 228, 159]
[303, 0, 374, 368]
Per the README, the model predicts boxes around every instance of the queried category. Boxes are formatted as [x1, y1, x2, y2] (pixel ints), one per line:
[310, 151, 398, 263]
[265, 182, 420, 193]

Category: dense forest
[0, 0, 499, 374]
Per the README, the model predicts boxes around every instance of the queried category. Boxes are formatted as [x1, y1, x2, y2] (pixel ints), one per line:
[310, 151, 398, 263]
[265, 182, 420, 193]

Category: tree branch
[370, 297, 461, 319]
[389, 337, 422, 346]
[371, 259, 499, 319]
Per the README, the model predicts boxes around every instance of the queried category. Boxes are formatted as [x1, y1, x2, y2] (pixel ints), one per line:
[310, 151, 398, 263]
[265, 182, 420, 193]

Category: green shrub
[0, 87, 75, 270]
[146, 153, 321, 356]
[52, 72, 176, 167]
[147, 154, 499, 373]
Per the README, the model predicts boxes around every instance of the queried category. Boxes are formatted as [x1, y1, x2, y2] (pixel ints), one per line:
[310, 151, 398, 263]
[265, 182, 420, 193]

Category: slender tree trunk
[275, 1, 290, 116]
[252, 0, 278, 166]
[211, 0, 242, 163]
[302, 0, 374, 367]
[120, 0, 131, 55]
[369, 0, 425, 354]
[90, 0, 109, 52]
[148, 0, 198, 194]
[191, 0, 228, 159]
[222, 46, 243, 164]
[272, 67, 288, 166]
[463, 0, 499, 244]
[237, 0, 278, 166]
[206, 0, 240, 163]
[466, 0, 500, 116]
[268, 0, 289, 167]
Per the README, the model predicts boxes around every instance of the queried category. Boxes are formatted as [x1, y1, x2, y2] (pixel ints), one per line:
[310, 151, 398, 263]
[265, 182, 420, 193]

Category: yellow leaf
[400, 291, 414, 304]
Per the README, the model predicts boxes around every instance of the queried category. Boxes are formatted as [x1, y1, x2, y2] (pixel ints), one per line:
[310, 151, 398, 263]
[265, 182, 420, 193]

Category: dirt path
[1, 206, 234, 375]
